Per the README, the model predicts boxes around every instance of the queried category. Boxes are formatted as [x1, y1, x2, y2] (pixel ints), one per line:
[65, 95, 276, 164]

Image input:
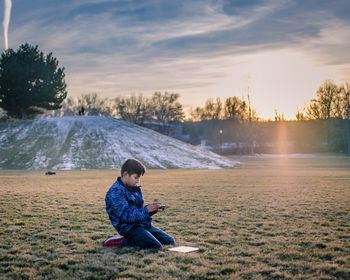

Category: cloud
[3, 0, 350, 118]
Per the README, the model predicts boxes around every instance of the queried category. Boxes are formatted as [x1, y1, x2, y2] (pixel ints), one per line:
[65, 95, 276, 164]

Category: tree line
[182, 80, 350, 155]
[41, 92, 185, 134]
[1, 44, 349, 124]
[1, 43, 349, 154]
[298, 80, 350, 121]
[188, 95, 259, 122]
[0, 44, 185, 131]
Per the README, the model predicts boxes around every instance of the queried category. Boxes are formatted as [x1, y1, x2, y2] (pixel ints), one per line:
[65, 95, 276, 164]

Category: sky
[1, 0, 350, 119]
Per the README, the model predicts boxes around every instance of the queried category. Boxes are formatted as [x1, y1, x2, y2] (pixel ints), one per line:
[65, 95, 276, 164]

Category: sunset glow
[197, 49, 338, 119]
[1, 0, 349, 119]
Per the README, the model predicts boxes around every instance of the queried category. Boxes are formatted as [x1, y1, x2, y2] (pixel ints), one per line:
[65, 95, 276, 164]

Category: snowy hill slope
[0, 116, 237, 169]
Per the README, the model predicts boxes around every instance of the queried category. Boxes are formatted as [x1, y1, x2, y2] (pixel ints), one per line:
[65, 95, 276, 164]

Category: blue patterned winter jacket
[105, 177, 152, 236]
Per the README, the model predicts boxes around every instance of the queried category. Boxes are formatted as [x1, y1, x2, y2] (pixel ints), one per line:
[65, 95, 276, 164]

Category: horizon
[1, 0, 350, 120]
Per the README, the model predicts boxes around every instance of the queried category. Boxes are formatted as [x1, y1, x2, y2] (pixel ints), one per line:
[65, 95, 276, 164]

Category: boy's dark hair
[121, 159, 146, 177]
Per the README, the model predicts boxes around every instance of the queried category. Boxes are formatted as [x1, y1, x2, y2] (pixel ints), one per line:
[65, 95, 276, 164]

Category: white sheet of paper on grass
[168, 246, 199, 253]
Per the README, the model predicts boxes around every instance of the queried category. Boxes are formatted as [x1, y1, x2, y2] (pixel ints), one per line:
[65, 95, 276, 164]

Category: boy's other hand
[146, 202, 162, 213]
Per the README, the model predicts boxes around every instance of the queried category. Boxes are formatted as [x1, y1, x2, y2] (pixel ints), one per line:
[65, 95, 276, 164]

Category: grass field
[1, 157, 350, 279]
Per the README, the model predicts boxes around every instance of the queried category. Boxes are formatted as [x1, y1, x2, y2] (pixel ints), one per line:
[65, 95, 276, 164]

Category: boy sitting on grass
[104, 158, 175, 249]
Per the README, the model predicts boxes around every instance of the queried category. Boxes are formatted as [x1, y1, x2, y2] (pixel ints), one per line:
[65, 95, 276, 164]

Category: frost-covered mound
[0, 116, 237, 170]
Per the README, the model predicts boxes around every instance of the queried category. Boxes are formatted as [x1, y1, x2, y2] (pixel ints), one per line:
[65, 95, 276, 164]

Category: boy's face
[122, 172, 140, 187]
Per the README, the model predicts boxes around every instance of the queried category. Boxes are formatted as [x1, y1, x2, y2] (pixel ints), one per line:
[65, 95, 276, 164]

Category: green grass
[1, 157, 350, 279]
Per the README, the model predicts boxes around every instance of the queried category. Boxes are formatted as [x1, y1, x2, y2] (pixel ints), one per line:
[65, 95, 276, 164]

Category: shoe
[103, 236, 125, 247]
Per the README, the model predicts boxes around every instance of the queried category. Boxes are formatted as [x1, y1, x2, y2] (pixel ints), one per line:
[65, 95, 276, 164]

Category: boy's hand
[146, 202, 162, 213]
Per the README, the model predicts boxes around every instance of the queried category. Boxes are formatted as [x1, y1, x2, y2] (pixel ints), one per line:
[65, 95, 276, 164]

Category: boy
[104, 159, 175, 249]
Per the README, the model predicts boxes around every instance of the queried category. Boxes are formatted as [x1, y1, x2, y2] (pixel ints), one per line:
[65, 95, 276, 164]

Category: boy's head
[121, 159, 146, 187]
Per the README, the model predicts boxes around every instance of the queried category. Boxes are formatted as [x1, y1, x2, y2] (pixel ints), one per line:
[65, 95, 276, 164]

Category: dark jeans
[122, 226, 175, 249]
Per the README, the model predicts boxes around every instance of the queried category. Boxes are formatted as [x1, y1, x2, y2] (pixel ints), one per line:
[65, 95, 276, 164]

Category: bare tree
[306, 80, 341, 119]
[274, 109, 285, 121]
[189, 106, 205, 122]
[39, 96, 78, 118]
[247, 94, 259, 122]
[340, 83, 350, 155]
[114, 94, 152, 125]
[341, 83, 350, 119]
[295, 107, 305, 121]
[151, 92, 184, 122]
[40, 94, 114, 118]
[224, 96, 247, 120]
[78, 93, 112, 116]
[202, 98, 223, 120]
[189, 95, 258, 122]
[304, 80, 349, 153]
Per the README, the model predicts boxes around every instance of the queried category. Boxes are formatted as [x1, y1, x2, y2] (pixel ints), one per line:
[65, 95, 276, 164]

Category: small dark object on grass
[45, 171, 56, 175]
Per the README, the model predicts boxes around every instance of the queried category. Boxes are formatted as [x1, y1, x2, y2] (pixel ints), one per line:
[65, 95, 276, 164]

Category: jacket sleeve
[108, 186, 150, 224]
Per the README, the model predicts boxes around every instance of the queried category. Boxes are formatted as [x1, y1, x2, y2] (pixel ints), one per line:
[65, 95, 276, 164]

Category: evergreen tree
[0, 43, 67, 119]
